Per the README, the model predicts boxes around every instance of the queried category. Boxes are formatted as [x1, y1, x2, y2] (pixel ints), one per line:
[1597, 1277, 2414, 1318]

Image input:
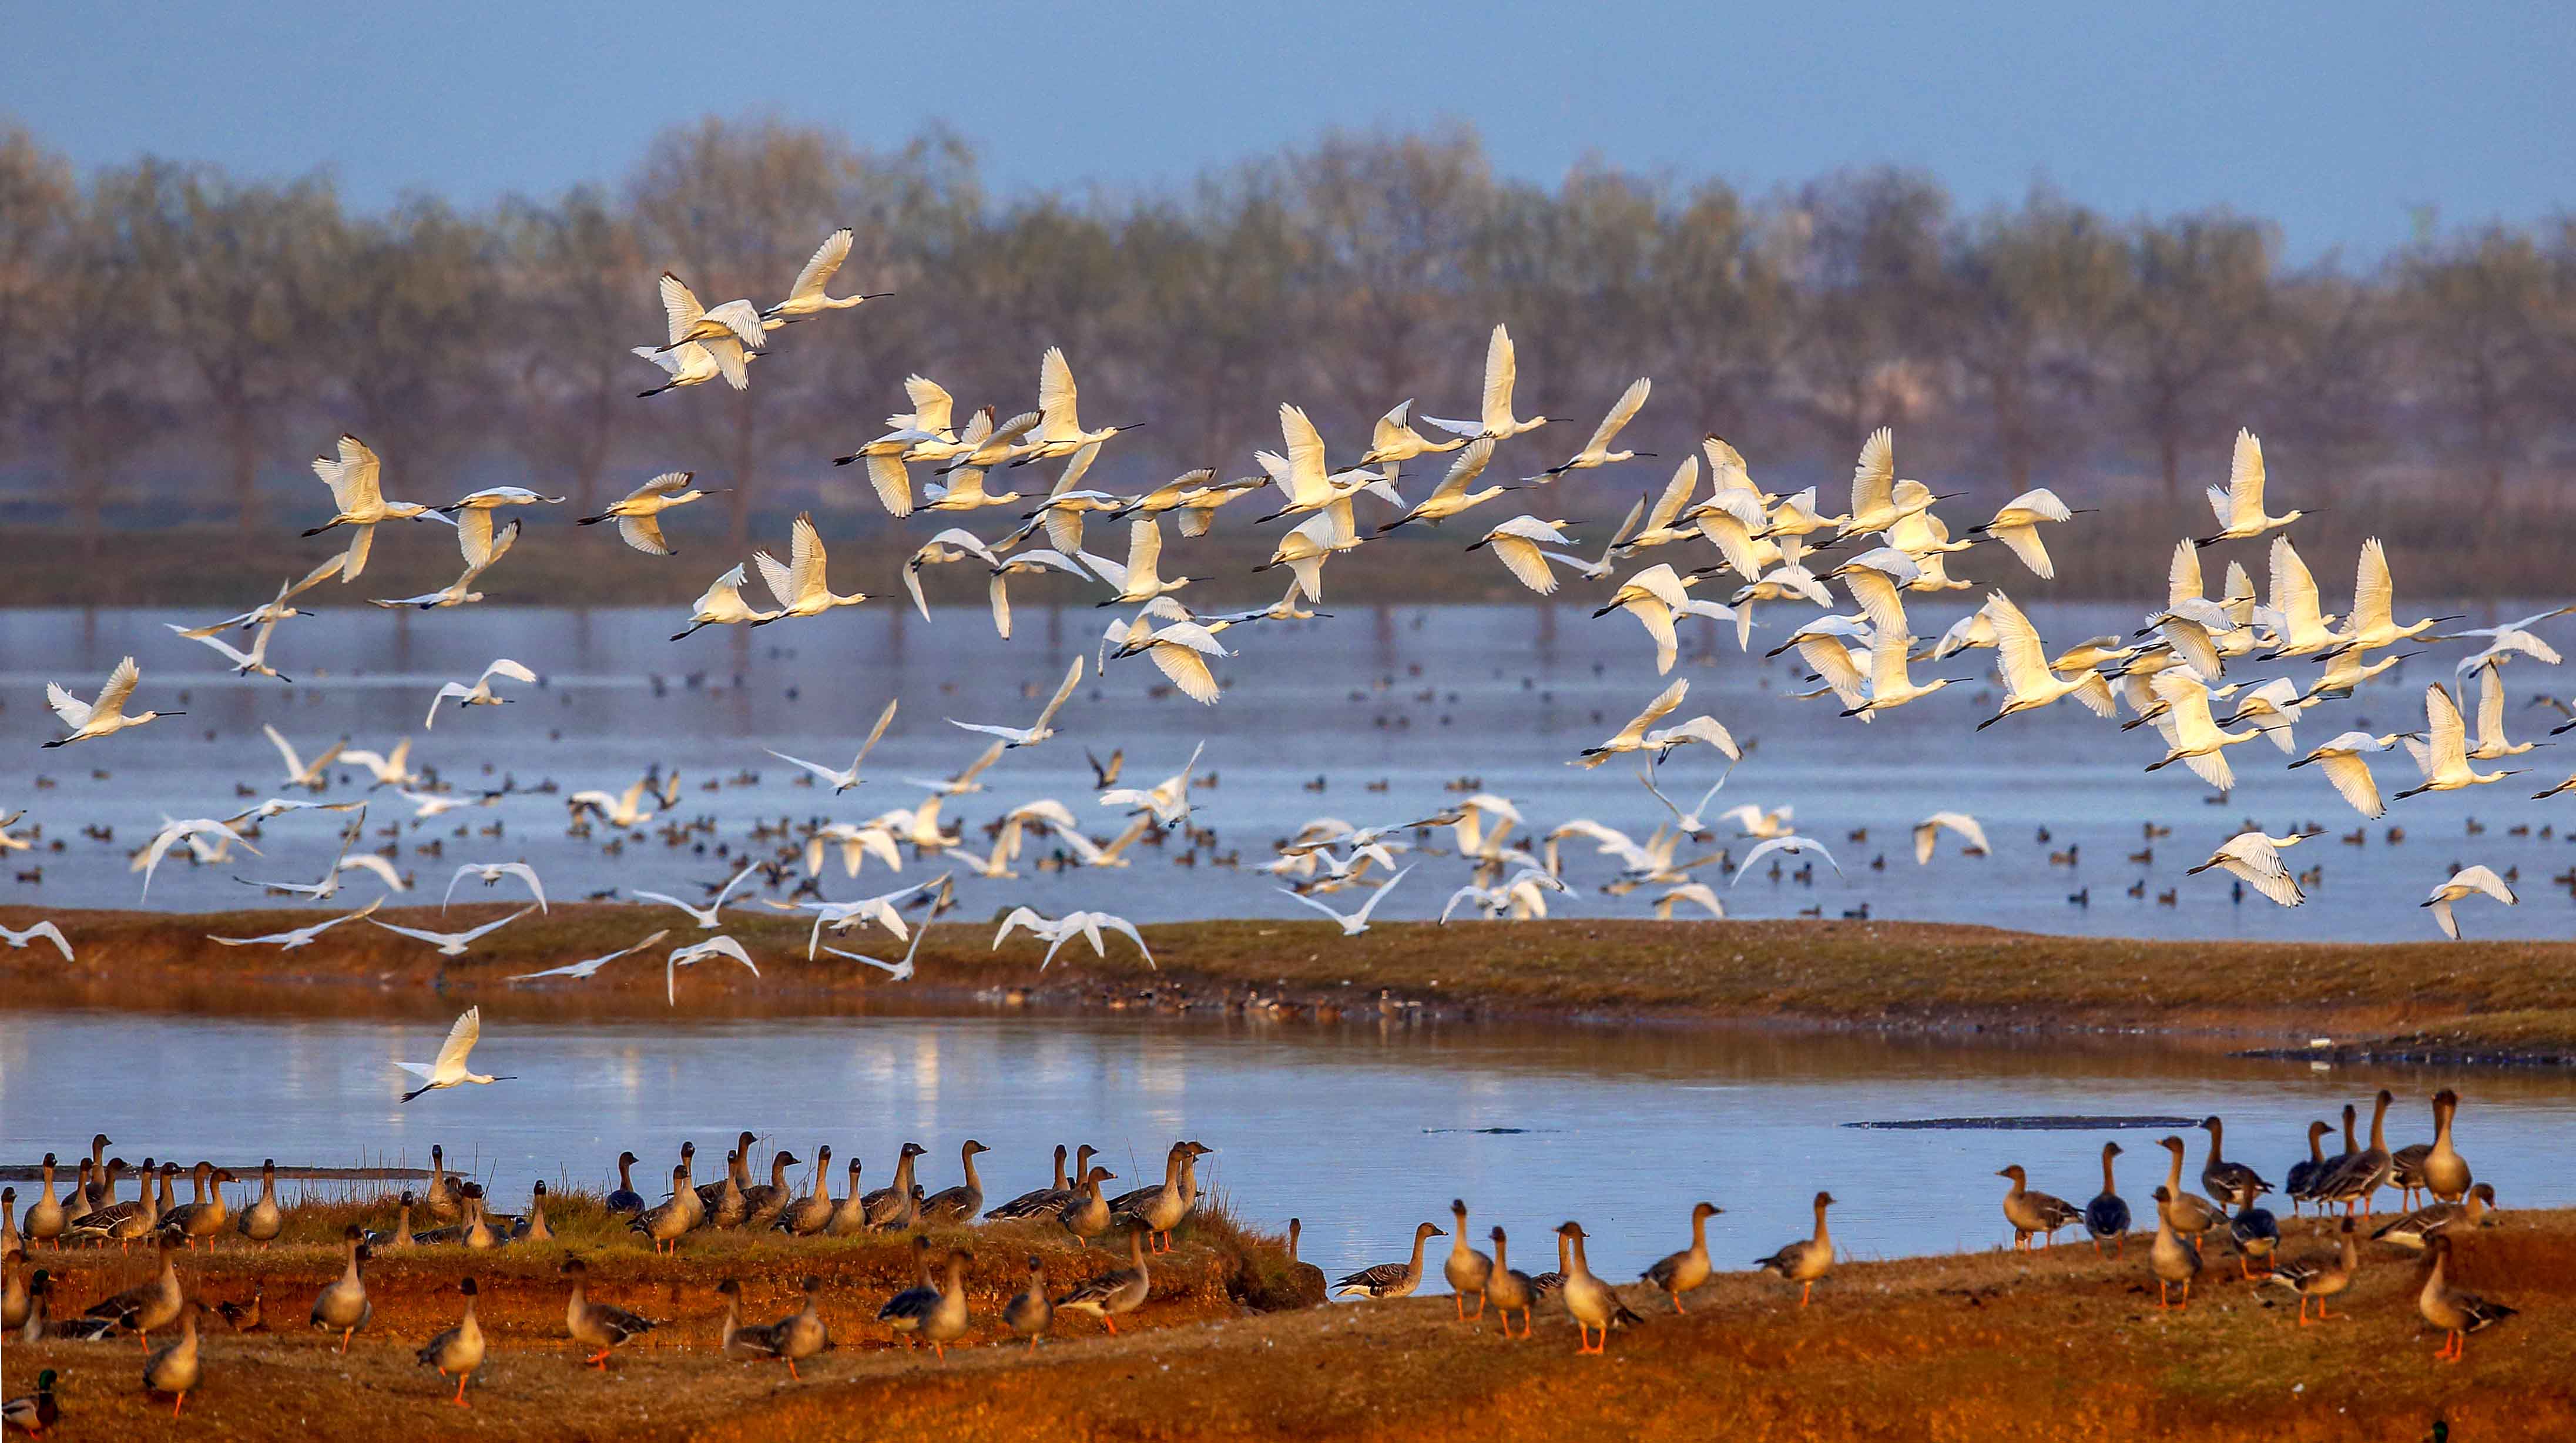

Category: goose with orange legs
[1755, 1191, 1836, 1306]
[2419, 1233, 2515, 1362]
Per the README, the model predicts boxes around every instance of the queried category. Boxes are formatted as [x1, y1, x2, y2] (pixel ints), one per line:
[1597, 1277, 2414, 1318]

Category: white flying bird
[672, 563, 779, 639]
[903, 530, 1001, 619]
[1425, 324, 1552, 440]
[2185, 832, 2307, 908]
[2287, 730, 2408, 819]
[1653, 883, 1725, 920]
[1468, 515, 1575, 595]
[2422, 865, 2515, 940]
[1967, 488, 2081, 579]
[340, 738, 419, 789]
[508, 929, 670, 983]
[2396, 683, 2527, 799]
[45, 657, 180, 747]
[442, 862, 548, 912]
[263, 725, 346, 791]
[2196, 429, 2303, 547]
[766, 698, 899, 794]
[395, 1006, 515, 1102]
[1280, 867, 1412, 936]
[629, 861, 762, 929]
[950, 656, 1084, 748]
[576, 471, 724, 556]
[666, 935, 761, 1006]
[169, 610, 291, 680]
[1732, 835, 1843, 885]
[426, 659, 536, 728]
[137, 817, 258, 899]
[370, 905, 538, 957]
[826, 921, 928, 982]
[1911, 812, 1990, 865]
[372, 513, 522, 611]
[0, 919, 72, 961]
[763, 227, 888, 323]
[1526, 377, 1651, 479]
[208, 898, 384, 950]
[172, 555, 344, 637]
[1039, 910, 1155, 971]
[301, 434, 447, 579]
[752, 513, 867, 624]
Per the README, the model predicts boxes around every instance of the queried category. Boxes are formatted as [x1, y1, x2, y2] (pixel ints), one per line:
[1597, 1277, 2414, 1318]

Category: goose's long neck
[961, 1150, 981, 1193]
[617, 1157, 634, 1192]
[1491, 1233, 1508, 1271]
[2368, 1100, 2388, 1150]
[2163, 1148, 2183, 1193]
[2206, 1121, 2226, 1163]
[341, 1243, 363, 1287]
[37, 1161, 55, 1206]
[2432, 1100, 2455, 1150]
[772, 1155, 791, 1190]
[1690, 1210, 1710, 1252]
[1812, 1203, 1832, 1246]
[2101, 1151, 2119, 1194]
[2306, 1129, 2325, 1165]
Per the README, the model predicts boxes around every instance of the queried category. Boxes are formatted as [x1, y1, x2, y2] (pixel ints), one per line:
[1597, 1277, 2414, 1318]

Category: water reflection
[4, 1005, 2569, 1285]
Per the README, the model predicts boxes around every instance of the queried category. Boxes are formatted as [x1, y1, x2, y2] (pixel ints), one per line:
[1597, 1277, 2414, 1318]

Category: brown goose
[2263, 1217, 2356, 1324]
[1642, 1201, 1722, 1311]
[860, 1142, 927, 1228]
[2419, 1233, 2515, 1361]
[1336, 1221, 1445, 1298]
[1998, 1165, 2084, 1249]
[2196, 1116, 2271, 1208]
[2390, 1090, 2471, 1208]
[1755, 1191, 1836, 1305]
[917, 1140, 992, 1225]
[562, 1257, 662, 1368]
[415, 1277, 485, 1406]
[1484, 1226, 1536, 1337]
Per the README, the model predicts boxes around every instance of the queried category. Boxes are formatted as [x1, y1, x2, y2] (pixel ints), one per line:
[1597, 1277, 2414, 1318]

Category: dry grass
[12, 905, 2576, 1056]
[15, 1204, 2573, 1441]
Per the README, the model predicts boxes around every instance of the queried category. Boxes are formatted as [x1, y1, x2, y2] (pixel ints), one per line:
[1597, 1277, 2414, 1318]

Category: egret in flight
[508, 930, 670, 984]
[371, 905, 538, 957]
[665, 936, 761, 1006]
[629, 861, 763, 930]
[209, 899, 384, 950]
[2422, 866, 2516, 940]
[950, 657, 1084, 748]
[395, 1007, 515, 1103]
[442, 862, 548, 912]
[766, 699, 900, 794]
[1280, 867, 1413, 936]
[576, 472, 725, 557]
[2195, 430, 2303, 547]
[762, 227, 890, 323]
[1424, 324, 1552, 440]
[2185, 833, 2307, 907]
[1731, 835, 1843, 885]
[0, 919, 72, 961]
[426, 659, 536, 728]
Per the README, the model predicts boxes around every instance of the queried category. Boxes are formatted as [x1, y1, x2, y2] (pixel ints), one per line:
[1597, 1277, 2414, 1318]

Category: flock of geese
[0, 1084, 2520, 1423]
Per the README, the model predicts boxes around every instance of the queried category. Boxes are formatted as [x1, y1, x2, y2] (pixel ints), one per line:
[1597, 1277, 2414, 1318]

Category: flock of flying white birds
[11, 223, 2576, 1002]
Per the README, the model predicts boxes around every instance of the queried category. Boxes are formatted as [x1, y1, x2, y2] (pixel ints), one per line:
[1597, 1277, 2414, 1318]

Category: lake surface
[2, 602, 2571, 942]
[4, 1006, 2570, 1287]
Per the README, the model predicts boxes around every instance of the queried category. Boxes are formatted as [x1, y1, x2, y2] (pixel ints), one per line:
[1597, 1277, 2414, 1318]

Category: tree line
[2, 115, 2570, 564]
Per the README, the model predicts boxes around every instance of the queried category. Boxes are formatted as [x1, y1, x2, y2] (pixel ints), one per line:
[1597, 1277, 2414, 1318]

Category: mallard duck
[2390, 1090, 2471, 1208]
[22, 1156, 65, 1248]
[2264, 1217, 2355, 1323]
[2419, 1232, 2515, 1361]
[310, 1227, 373, 1352]
[1442, 1199, 1494, 1319]
[2152, 1137, 2228, 1236]
[2314, 1090, 2396, 1218]
[1004, 1254, 1054, 1349]
[84, 1237, 184, 1345]
[2196, 1116, 2272, 1208]
[603, 1151, 646, 1214]
[141, 1304, 203, 1418]
[2085, 1142, 2131, 1253]
[987, 1145, 1089, 1220]
[1641, 1201, 1722, 1311]
[2374, 1183, 2498, 1251]
[1998, 1165, 2084, 1250]
[1060, 1166, 1118, 1248]
[1336, 1220, 1445, 1298]
[1485, 1227, 1536, 1337]
[860, 1142, 928, 1229]
[2228, 1201, 2282, 1277]
[2, 1368, 58, 1435]
[917, 1141, 992, 1225]
[1056, 1228, 1151, 1334]
[740, 1150, 797, 1227]
[415, 1277, 484, 1406]
[562, 1258, 662, 1368]
[2282, 1121, 2334, 1216]
[1755, 1191, 1836, 1305]
[214, 1285, 263, 1333]
[890, 1249, 973, 1360]
[2148, 1187, 2202, 1310]
[1555, 1221, 1642, 1355]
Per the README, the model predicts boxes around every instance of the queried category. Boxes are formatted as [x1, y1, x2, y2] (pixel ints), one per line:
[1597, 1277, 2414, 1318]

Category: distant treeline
[2, 115, 2570, 568]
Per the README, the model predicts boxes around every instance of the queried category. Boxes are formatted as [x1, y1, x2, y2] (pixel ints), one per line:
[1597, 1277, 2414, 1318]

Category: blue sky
[21, 1, 2571, 259]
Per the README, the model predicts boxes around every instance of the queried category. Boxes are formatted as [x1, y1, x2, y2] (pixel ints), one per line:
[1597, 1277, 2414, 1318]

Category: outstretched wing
[786, 227, 853, 303]
[434, 1006, 481, 1074]
[1030, 655, 1085, 732]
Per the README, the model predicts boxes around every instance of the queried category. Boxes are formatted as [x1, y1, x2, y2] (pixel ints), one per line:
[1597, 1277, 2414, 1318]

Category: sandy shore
[9, 905, 2576, 1062]
[9, 1197, 2568, 1441]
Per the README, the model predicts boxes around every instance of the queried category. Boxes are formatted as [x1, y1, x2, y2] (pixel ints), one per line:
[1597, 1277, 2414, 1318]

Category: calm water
[1, 602, 2570, 940]
[2, 1006, 2570, 1285]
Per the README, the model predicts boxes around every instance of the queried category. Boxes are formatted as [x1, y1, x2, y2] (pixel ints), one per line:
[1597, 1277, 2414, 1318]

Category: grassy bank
[13, 1201, 2571, 1440]
[10, 905, 2576, 1060]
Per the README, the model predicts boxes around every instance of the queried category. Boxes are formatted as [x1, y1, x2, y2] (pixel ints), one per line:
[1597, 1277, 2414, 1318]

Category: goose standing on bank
[860, 1143, 928, 1230]
[2419, 1233, 2515, 1361]
[2154, 1136, 2229, 1237]
[1756, 1191, 1836, 1305]
[2375, 1183, 2500, 1251]
[1059, 1165, 1118, 1248]
[1337, 1221, 1444, 1299]
[85, 1237, 184, 1347]
[562, 1258, 662, 1368]
[987, 1144, 1089, 1221]
[2197, 1116, 2273, 1208]
[2265, 1218, 2357, 1325]
[2315, 1089, 2397, 1218]
[1441, 1198, 1494, 1320]
[2085, 1143, 2131, 1254]
[415, 1277, 485, 1406]
[604, 1152, 646, 1215]
[2148, 1187, 2202, 1310]
[2391, 1089, 2472, 1208]
[1485, 1227, 1537, 1338]
[772, 1149, 833, 1237]
[2283, 1122, 2334, 1216]
[1055, 1228, 1151, 1334]
[917, 1140, 991, 1226]
[141, 1304, 204, 1418]
[1004, 1255, 1054, 1350]
[629, 1164, 696, 1254]
[1641, 1201, 1723, 1311]
[1998, 1165, 2085, 1250]
[1555, 1221, 1642, 1355]
[310, 1227, 373, 1353]
[1109, 1141, 1212, 1253]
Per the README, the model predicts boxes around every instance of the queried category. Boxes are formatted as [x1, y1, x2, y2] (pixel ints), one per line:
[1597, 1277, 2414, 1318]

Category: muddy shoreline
[8, 905, 2576, 1065]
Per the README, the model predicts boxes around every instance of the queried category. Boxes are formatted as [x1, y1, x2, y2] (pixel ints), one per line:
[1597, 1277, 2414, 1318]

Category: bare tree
[1944, 188, 2128, 492]
[1789, 169, 1951, 447]
[495, 188, 649, 515]
[0, 125, 75, 440]
[29, 168, 167, 558]
[2110, 212, 2276, 499]
[2394, 225, 2562, 505]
